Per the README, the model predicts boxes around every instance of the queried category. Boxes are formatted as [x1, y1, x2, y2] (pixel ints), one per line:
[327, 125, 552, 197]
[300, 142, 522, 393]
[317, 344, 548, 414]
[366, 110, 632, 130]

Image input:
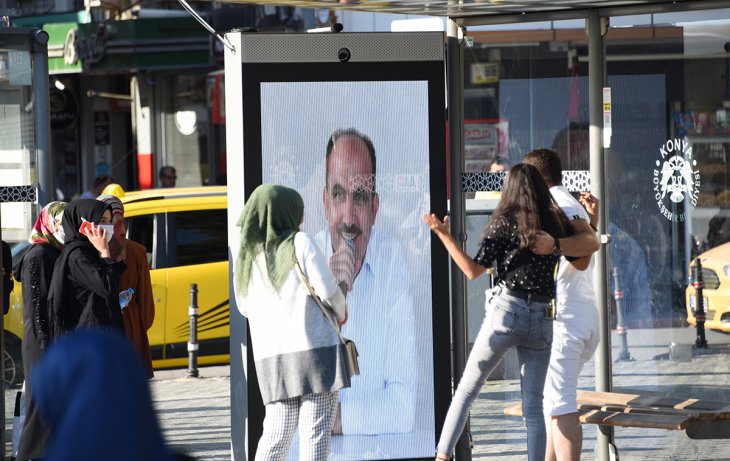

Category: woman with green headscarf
[235, 184, 348, 461]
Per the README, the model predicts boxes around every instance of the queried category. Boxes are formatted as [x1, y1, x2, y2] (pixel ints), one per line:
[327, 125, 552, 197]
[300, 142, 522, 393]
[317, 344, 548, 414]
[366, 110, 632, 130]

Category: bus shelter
[0, 26, 51, 459]
[220, 1, 730, 460]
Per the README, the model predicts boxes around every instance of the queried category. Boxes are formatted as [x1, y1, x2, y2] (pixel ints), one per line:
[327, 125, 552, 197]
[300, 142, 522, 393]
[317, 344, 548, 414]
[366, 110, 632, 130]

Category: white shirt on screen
[316, 228, 418, 435]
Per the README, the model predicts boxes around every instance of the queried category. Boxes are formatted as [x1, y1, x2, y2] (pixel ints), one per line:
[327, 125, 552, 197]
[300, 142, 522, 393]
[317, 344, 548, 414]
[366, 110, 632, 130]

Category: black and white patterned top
[473, 216, 559, 298]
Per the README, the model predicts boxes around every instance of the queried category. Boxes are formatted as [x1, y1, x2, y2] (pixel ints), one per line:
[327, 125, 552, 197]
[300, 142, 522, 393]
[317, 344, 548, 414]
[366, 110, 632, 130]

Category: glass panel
[126, 215, 155, 267]
[601, 10, 730, 459]
[169, 209, 227, 267]
[463, 11, 730, 458]
[0, 32, 36, 242]
[464, 18, 597, 458]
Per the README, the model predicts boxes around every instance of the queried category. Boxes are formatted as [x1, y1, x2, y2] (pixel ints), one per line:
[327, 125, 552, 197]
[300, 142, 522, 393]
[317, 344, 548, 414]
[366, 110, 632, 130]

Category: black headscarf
[48, 199, 114, 339]
[62, 199, 110, 245]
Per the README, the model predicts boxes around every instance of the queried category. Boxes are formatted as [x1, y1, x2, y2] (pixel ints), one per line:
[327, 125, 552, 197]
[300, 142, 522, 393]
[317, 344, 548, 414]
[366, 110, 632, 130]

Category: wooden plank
[579, 402, 701, 418]
[505, 391, 730, 433]
[581, 410, 692, 430]
[504, 401, 522, 417]
[577, 390, 730, 419]
[506, 404, 691, 430]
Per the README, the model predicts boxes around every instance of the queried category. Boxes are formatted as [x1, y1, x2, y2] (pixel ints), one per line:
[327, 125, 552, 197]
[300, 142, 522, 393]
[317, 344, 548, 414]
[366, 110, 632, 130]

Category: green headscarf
[235, 184, 304, 298]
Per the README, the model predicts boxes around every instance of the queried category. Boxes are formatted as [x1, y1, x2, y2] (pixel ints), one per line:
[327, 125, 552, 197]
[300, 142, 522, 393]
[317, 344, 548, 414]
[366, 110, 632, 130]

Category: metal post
[588, 11, 616, 461]
[32, 29, 52, 206]
[446, 17, 471, 461]
[0, 212, 4, 461]
[612, 267, 633, 362]
[187, 283, 199, 378]
[693, 243, 708, 349]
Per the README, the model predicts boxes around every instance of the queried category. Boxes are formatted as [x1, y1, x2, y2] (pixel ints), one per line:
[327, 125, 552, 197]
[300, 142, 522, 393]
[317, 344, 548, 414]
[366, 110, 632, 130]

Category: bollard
[692, 243, 708, 349]
[612, 267, 633, 362]
[187, 283, 199, 378]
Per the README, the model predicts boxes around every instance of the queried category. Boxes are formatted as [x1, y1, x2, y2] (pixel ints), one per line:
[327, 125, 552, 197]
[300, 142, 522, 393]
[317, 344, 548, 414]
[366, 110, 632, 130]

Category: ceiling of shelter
[213, 0, 697, 20]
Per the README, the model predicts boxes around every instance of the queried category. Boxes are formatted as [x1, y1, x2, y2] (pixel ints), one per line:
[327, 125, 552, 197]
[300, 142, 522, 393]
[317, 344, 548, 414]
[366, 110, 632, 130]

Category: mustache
[337, 224, 362, 237]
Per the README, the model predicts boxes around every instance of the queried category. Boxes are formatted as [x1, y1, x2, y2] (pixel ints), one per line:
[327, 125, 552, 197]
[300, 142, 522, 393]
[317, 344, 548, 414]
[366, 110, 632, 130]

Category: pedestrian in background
[48, 199, 126, 339]
[98, 194, 155, 378]
[235, 184, 348, 461]
[79, 174, 113, 199]
[424, 164, 579, 461]
[13, 201, 68, 461]
[159, 166, 177, 188]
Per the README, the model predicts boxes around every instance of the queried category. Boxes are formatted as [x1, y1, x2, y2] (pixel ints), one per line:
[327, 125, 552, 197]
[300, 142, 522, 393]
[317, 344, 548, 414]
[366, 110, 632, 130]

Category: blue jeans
[436, 286, 553, 460]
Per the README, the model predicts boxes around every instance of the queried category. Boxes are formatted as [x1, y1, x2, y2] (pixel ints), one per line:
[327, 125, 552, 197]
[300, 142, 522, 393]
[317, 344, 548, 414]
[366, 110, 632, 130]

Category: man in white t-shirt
[526, 148, 600, 461]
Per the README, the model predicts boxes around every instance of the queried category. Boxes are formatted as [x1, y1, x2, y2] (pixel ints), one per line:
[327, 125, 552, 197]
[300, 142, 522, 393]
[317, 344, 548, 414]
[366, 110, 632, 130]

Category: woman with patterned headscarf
[98, 194, 155, 378]
[12, 201, 67, 461]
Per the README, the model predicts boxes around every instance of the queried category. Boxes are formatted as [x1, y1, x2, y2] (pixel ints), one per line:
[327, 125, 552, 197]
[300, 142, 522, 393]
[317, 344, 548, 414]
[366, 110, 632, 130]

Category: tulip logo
[653, 138, 700, 222]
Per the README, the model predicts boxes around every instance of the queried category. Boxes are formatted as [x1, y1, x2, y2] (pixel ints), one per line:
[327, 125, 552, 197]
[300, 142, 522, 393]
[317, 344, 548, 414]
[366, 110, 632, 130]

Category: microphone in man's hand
[339, 235, 358, 297]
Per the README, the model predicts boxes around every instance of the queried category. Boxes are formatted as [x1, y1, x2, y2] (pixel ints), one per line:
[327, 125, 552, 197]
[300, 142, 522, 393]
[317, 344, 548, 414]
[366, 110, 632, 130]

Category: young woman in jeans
[423, 163, 581, 461]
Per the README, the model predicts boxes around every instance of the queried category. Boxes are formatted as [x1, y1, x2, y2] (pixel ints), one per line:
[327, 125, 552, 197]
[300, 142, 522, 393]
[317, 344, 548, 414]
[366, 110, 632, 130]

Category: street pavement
[3, 326, 730, 460]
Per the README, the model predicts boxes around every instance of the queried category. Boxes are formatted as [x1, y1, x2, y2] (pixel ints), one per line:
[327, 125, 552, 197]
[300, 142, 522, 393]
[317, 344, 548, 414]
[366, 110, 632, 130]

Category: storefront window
[159, 73, 210, 187]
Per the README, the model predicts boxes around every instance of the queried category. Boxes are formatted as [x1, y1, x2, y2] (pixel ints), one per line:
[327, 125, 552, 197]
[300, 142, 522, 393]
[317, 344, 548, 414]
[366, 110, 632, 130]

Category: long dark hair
[489, 163, 571, 250]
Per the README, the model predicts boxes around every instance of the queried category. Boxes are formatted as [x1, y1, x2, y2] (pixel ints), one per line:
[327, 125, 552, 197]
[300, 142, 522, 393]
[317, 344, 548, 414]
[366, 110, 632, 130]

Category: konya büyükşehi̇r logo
[653, 138, 700, 222]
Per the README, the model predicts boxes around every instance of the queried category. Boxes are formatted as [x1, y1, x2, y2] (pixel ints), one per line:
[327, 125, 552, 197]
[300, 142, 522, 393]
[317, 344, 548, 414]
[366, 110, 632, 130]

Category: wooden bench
[504, 390, 730, 440]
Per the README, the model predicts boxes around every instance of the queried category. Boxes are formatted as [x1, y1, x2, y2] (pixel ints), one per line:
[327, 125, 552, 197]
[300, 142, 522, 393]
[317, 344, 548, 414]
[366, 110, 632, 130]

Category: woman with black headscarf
[48, 199, 127, 339]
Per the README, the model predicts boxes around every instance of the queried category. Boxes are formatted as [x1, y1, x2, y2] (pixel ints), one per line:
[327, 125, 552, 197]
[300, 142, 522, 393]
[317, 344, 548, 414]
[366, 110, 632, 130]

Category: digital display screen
[227, 33, 449, 461]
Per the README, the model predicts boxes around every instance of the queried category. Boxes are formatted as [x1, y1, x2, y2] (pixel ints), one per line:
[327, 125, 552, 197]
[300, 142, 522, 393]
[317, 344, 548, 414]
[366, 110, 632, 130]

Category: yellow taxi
[686, 241, 730, 333]
[4, 278, 24, 387]
[4, 186, 229, 385]
[120, 186, 229, 368]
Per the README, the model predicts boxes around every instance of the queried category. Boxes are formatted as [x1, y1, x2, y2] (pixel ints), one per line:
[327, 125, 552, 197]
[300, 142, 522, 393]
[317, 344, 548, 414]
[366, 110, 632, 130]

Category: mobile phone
[79, 220, 93, 236]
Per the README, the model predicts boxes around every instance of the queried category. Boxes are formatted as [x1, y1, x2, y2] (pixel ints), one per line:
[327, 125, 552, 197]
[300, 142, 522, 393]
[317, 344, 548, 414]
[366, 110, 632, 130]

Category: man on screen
[319, 128, 418, 437]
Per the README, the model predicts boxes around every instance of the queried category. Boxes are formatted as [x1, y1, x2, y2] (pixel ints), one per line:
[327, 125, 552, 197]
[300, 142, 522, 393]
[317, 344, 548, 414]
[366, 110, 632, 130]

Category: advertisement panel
[225, 32, 449, 461]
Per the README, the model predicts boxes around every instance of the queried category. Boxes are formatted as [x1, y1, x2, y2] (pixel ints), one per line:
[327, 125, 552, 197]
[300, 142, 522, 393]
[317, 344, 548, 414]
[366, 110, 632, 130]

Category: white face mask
[98, 224, 115, 242]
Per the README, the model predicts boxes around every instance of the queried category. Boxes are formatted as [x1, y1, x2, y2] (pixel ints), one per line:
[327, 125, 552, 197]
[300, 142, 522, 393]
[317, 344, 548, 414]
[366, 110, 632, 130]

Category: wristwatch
[552, 238, 561, 257]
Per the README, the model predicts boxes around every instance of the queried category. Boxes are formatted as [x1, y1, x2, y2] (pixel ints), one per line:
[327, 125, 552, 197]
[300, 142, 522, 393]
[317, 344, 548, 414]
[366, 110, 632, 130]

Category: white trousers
[256, 391, 339, 461]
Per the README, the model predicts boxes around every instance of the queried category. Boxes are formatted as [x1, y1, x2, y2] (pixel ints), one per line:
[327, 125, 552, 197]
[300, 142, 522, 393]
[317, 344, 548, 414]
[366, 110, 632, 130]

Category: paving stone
[2, 327, 729, 460]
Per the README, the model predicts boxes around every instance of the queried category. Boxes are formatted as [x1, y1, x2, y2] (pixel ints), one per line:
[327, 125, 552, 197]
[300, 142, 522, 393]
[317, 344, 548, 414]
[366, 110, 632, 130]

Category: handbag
[293, 256, 360, 378]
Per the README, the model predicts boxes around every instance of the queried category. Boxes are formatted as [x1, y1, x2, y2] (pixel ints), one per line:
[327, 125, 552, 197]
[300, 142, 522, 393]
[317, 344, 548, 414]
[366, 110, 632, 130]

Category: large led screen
[226, 32, 449, 461]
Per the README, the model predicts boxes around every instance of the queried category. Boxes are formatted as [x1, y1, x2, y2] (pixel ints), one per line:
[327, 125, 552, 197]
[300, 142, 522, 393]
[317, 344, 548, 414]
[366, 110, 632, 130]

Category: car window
[168, 209, 227, 267]
[126, 215, 155, 267]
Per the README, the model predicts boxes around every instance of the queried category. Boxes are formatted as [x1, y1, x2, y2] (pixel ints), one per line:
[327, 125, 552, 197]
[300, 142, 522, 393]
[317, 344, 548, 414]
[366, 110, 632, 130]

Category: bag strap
[292, 255, 347, 345]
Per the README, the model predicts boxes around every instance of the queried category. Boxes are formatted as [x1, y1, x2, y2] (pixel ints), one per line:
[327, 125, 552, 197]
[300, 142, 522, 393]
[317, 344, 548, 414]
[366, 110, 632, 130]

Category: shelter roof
[211, 0, 706, 22]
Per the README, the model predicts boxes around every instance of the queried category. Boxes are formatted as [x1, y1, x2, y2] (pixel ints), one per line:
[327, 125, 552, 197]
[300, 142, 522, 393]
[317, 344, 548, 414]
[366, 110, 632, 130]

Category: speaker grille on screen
[239, 32, 444, 63]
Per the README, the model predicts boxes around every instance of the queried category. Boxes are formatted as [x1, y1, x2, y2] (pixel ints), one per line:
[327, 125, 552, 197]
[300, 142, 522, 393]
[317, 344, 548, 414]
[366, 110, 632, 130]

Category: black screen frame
[240, 58, 450, 461]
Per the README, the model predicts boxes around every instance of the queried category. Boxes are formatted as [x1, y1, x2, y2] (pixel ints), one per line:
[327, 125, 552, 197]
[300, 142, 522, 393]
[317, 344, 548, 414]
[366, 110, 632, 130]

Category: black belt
[502, 288, 551, 304]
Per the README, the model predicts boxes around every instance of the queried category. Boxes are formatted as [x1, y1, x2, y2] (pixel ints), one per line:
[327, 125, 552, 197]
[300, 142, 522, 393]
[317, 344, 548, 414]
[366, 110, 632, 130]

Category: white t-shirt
[551, 185, 598, 319]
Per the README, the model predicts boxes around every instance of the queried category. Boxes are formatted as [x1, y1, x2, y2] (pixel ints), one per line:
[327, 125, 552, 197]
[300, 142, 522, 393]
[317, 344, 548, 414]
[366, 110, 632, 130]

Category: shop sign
[465, 123, 497, 146]
[64, 25, 108, 68]
[49, 88, 79, 130]
[470, 62, 499, 85]
[653, 138, 700, 222]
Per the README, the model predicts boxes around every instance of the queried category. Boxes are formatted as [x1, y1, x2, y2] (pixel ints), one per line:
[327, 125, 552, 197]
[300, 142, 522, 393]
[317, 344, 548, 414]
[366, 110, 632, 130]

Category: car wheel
[4, 336, 23, 389]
